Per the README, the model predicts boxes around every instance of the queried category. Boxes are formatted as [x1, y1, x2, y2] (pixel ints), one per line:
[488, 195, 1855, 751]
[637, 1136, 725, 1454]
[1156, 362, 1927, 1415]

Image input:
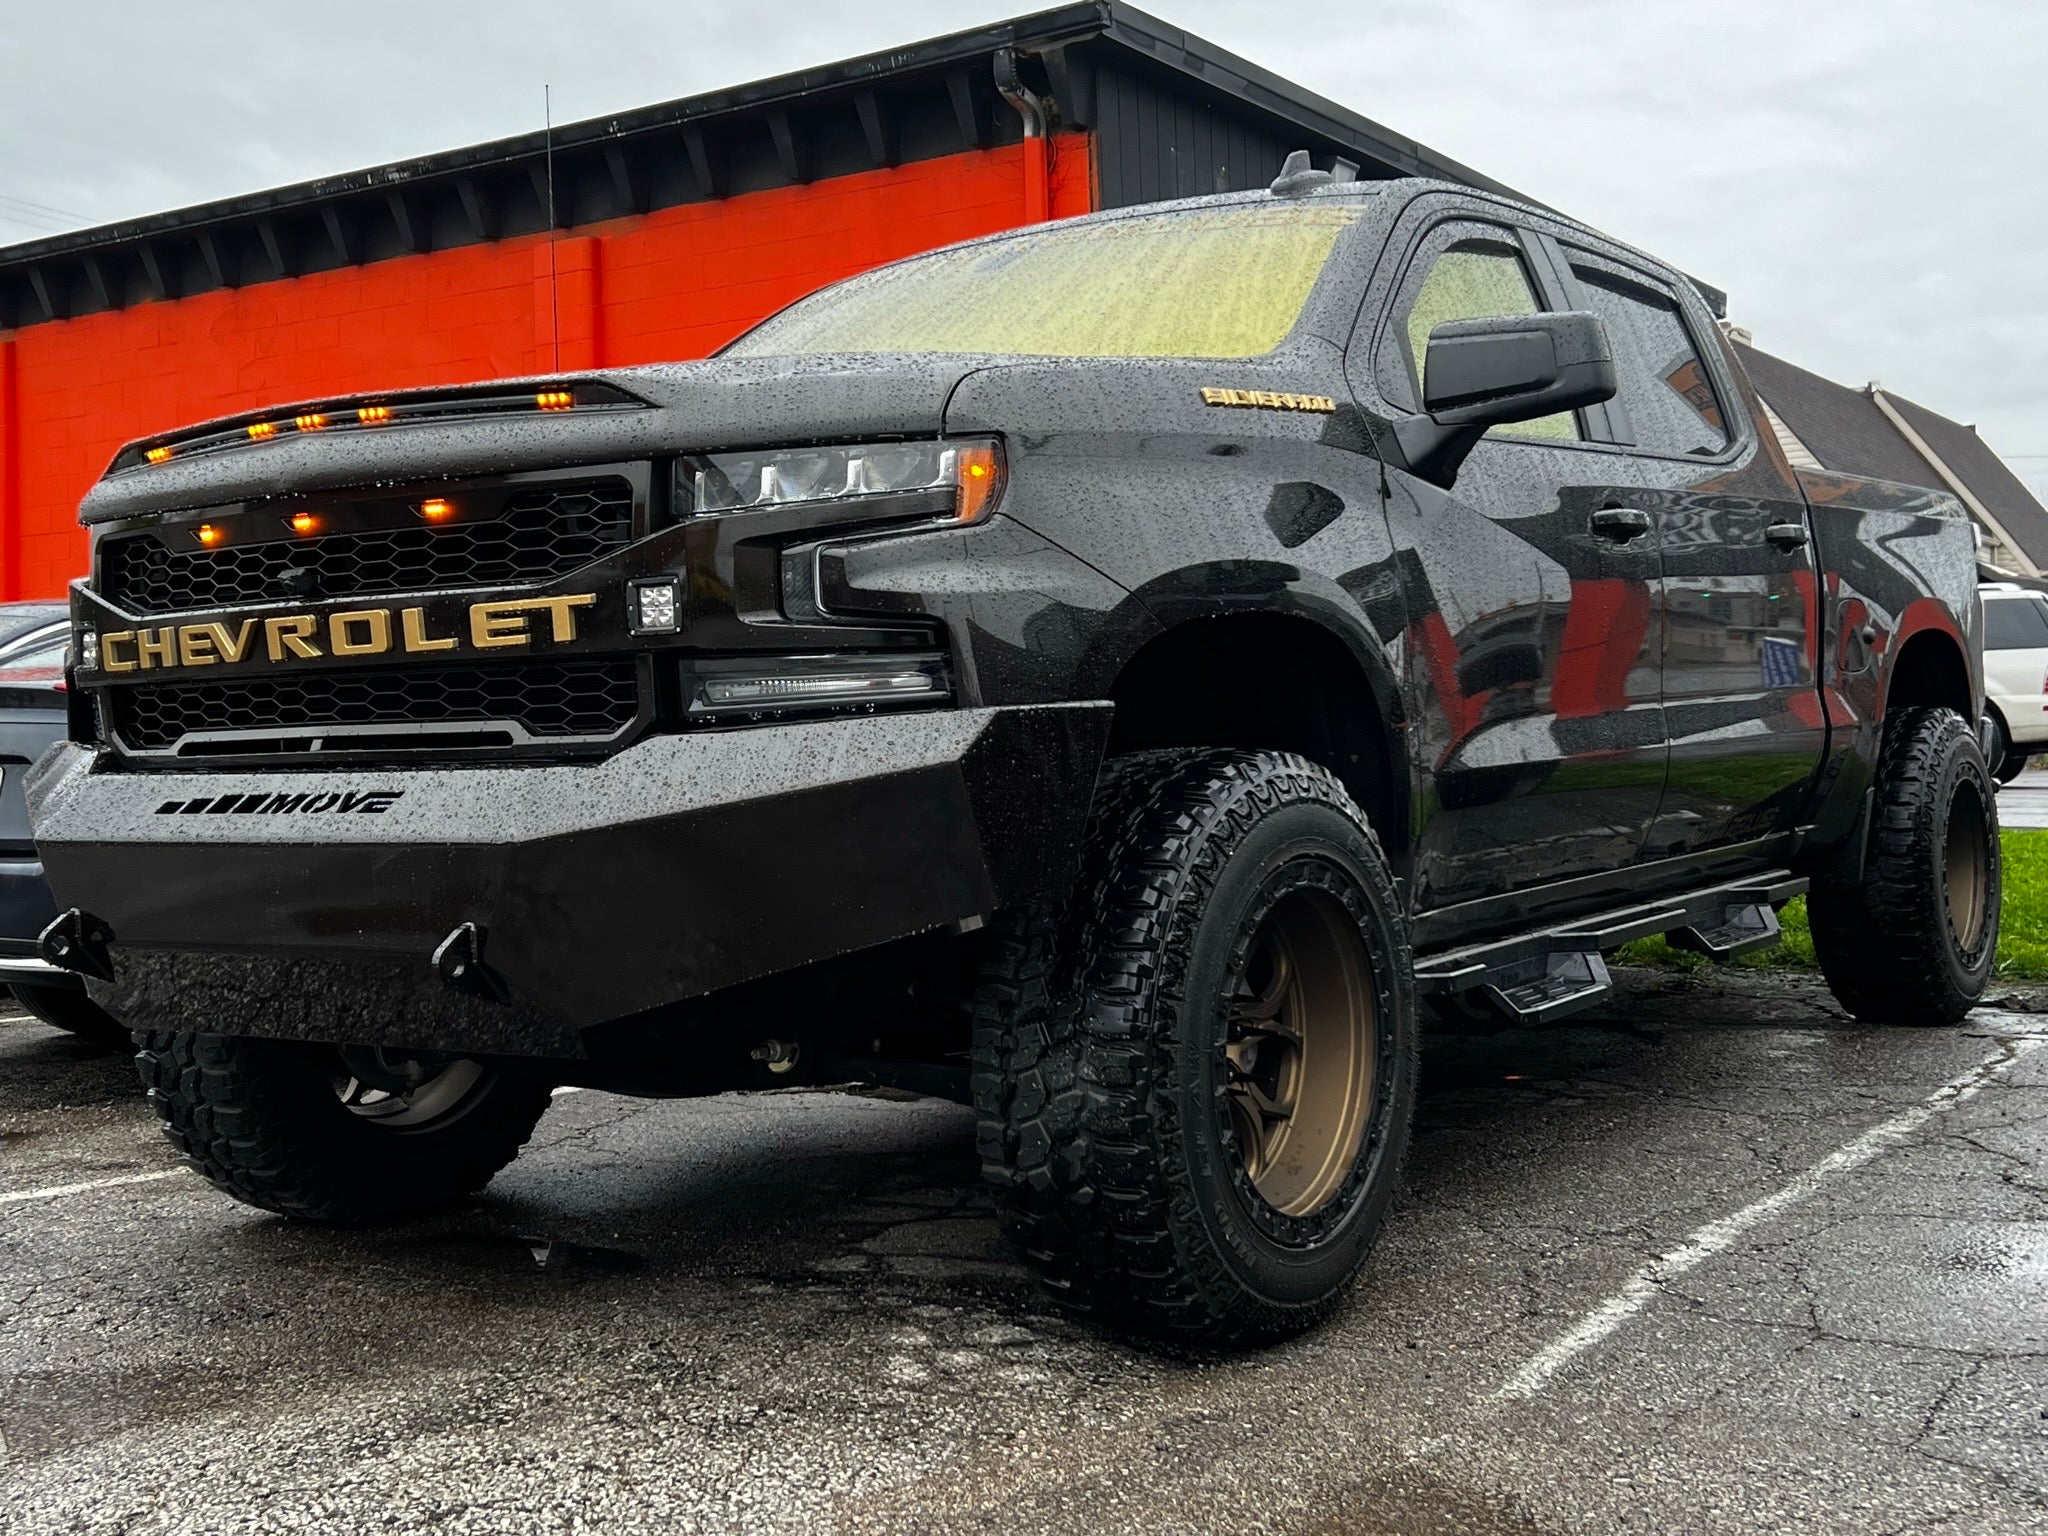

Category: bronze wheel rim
[1224, 888, 1377, 1218]
[1945, 782, 1989, 952]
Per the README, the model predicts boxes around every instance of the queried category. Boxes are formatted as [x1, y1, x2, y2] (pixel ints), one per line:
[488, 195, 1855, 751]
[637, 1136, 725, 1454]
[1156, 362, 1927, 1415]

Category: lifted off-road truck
[29, 159, 1996, 1342]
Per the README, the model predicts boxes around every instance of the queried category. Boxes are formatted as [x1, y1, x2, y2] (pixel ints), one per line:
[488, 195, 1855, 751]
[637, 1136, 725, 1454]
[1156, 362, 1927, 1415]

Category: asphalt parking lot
[3, 970, 2044, 1536]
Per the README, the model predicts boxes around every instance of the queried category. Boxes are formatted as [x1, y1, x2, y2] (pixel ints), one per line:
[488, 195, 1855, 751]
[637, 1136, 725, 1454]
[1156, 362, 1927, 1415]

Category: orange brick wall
[0, 133, 1094, 599]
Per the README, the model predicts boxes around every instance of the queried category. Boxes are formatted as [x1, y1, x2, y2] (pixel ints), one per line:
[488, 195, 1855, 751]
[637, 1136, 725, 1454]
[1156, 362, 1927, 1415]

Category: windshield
[726, 203, 1362, 361]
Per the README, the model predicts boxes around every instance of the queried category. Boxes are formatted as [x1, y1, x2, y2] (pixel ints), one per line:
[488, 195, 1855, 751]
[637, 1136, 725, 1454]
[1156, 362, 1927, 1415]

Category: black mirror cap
[1392, 311, 1618, 488]
[1422, 311, 1617, 426]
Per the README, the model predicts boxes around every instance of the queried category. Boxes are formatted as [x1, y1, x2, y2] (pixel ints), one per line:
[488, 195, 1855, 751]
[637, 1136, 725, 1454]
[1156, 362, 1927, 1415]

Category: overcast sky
[3, 0, 2044, 498]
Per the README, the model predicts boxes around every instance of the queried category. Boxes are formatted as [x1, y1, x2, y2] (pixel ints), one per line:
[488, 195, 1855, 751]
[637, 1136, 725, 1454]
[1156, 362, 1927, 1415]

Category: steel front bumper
[24, 705, 1109, 1055]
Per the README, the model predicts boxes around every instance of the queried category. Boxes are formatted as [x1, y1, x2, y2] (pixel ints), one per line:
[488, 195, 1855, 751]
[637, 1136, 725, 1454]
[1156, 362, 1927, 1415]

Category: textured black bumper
[24, 705, 1109, 1055]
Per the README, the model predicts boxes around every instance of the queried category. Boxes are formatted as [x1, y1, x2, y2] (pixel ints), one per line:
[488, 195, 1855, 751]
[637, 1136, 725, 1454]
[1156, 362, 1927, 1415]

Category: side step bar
[1413, 870, 1808, 1026]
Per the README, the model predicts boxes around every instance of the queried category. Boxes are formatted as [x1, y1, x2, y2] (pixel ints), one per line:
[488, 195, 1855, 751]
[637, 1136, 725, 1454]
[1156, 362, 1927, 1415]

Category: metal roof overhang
[0, 2, 1725, 328]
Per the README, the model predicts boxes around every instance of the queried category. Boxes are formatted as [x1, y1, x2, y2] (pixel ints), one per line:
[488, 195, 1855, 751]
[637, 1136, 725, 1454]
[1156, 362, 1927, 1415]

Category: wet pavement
[1996, 767, 2048, 830]
[2, 969, 2045, 1535]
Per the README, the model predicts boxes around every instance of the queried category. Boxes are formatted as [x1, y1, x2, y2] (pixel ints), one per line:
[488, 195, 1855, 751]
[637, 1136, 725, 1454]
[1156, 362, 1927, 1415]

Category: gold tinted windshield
[727, 203, 1362, 361]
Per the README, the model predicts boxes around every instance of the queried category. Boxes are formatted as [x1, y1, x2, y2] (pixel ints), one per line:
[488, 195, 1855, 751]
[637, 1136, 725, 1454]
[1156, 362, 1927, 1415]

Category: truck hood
[78, 353, 1010, 526]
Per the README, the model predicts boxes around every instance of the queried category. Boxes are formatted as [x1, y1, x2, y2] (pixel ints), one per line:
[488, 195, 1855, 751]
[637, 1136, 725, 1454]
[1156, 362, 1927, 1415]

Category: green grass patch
[1614, 829, 2048, 979]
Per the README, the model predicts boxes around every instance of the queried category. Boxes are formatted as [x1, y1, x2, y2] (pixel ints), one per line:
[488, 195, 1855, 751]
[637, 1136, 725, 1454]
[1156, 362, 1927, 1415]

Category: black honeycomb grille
[100, 478, 634, 614]
[111, 660, 641, 753]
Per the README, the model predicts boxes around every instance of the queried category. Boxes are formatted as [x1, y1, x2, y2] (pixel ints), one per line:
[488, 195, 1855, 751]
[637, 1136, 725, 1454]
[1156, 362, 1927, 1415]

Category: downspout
[994, 48, 1052, 224]
[1867, 384, 2040, 577]
[0, 336, 18, 601]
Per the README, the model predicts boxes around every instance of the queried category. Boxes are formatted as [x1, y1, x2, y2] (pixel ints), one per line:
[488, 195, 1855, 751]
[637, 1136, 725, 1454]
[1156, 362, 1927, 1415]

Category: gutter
[1867, 385, 2040, 577]
[993, 48, 1053, 223]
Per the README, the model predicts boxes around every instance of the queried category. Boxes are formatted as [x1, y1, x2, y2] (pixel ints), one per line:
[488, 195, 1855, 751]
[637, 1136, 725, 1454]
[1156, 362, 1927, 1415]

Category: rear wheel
[972, 749, 1417, 1344]
[135, 1033, 553, 1222]
[10, 983, 130, 1048]
[1810, 707, 2000, 1025]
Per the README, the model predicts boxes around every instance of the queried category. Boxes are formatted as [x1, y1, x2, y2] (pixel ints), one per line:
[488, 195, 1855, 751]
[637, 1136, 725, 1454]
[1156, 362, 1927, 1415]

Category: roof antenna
[545, 83, 560, 373]
[1271, 149, 1356, 197]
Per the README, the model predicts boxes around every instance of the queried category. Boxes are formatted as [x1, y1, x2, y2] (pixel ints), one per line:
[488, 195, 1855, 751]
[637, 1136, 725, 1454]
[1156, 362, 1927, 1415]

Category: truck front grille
[99, 478, 634, 615]
[110, 659, 642, 756]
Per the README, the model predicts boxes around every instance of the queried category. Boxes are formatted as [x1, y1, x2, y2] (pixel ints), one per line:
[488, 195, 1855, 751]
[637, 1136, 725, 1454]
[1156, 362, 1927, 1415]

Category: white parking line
[0, 1168, 185, 1207]
[1496, 1032, 2044, 1401]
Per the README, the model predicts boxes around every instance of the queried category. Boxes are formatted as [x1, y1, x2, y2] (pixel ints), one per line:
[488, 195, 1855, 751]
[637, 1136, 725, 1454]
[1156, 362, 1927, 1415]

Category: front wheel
[973, 750, 1417, 1344]
[136, 1033, 553, 1222]
[1810, 707, 2000, 1025]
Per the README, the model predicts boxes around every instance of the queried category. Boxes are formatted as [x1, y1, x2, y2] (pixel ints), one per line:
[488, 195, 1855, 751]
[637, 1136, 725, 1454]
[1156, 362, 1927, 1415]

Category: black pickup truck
[27, 159, 1995, 1342]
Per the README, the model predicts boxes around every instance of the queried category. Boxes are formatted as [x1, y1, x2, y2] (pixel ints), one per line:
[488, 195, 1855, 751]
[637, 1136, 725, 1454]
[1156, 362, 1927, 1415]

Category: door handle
[1765, 522, 1808, 551]
[1589, 507, 1650, 542]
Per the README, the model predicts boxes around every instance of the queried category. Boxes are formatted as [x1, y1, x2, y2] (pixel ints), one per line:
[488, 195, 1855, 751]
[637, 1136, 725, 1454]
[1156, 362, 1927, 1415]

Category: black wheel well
[1105, 614, 1406, 860]
[1885, 630, 1974, 721]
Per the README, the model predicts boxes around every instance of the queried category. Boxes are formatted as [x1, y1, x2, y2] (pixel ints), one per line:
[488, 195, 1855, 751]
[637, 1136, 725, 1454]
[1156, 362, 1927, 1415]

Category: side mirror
[1394, 311, 1617, 487]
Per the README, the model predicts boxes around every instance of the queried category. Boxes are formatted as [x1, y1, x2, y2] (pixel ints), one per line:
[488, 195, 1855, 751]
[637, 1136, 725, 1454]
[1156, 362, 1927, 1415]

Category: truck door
[1350, 208, 1667, 912]
[1553, 243, 1827, 855]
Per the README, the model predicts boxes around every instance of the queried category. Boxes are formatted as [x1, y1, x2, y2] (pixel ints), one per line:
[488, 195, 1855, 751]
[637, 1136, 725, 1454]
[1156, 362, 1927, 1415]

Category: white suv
[1981, 582, 2048, 782]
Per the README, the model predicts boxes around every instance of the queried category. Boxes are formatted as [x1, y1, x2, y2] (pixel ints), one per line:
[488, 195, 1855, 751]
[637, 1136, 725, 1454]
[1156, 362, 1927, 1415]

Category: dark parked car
[28, 160, 1994, 1340]
[0, 602, 124, 1042]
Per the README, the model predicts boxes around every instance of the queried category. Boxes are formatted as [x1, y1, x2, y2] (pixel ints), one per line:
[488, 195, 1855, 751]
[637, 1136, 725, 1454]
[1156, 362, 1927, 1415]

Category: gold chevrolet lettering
[329, 609, 392, 656]
[100, 593, 600, 673]
[470, 594, 596, 649]
[472, 601, 531, 649]
[401, 607, 457, 653]
[206, 619, 258, 663]
[176, 625, 218, 667]
[134, 627, 175, 669]
[265, 615, 322, 660]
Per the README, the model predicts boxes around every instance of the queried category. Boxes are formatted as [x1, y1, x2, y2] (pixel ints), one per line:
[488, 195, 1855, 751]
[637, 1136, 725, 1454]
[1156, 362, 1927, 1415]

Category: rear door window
[1565, 251, 1729, 457]
[1379, 225, 1577, 442]
[1985, 598, 2048, 650]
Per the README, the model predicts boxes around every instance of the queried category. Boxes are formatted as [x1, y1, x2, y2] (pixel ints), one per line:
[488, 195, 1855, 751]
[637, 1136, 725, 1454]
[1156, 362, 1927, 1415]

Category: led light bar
[116, 380, 648, 473]
[685, 654, 949, 720]
[680, 438, 1002, 525]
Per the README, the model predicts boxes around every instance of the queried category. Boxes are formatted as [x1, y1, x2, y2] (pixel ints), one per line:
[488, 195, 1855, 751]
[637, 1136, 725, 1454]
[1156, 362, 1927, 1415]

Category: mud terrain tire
[1810, 707, 2000, 1025]
[972, 749, 1417, 1344]
[136, 1032, 552, 1222]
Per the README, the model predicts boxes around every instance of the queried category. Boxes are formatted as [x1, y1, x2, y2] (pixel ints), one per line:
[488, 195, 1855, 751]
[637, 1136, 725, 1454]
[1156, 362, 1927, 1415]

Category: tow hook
[38, 908, 115, 981]
[751, 1039, 801, 1075]
[432, 922, 508, 1002]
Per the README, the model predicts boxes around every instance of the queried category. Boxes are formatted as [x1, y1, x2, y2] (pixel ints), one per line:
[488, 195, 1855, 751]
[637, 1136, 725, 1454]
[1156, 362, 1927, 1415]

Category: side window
[1379, 228, 1577, 443]
[1985, 598, 2048, 651]
[1567, 253, 1729, 457]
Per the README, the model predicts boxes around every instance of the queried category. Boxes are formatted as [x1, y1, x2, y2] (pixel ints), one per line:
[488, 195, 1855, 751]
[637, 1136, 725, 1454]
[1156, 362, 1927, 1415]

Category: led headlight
[680, 438, 1002, 525]
[74, 629, 100, 671]
[685, 654, 949, 720]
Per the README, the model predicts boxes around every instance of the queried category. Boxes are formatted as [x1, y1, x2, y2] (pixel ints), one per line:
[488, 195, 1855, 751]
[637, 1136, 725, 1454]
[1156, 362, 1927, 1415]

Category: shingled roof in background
[1732, 337, 2048, 576]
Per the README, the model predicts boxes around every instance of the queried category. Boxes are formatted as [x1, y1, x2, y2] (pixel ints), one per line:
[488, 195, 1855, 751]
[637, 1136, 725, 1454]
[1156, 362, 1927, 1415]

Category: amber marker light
[953, 442, 1002, 524]
[535, 389, 574, 411]
[295, 413, 329, 432]
[419, 497, 456, 523]
[357, 405, 393, 425]
[196, 523, 223, 547]
[144, 446, 173, 465]
[290, 512, 319, 535]
[247, 421, 278, 440]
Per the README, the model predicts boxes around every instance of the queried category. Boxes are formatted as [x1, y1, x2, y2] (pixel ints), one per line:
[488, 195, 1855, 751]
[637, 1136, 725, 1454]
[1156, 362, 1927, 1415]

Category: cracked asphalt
[2, 968, 2045, 1535]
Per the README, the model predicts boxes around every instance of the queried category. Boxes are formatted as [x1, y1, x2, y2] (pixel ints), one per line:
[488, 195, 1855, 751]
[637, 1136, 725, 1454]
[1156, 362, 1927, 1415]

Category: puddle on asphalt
[1934, 1227, 2048, 1285]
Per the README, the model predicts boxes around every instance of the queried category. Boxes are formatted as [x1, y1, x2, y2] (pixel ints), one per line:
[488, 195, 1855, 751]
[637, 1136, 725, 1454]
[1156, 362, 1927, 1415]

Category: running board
[1413, 870, 1808, 1025]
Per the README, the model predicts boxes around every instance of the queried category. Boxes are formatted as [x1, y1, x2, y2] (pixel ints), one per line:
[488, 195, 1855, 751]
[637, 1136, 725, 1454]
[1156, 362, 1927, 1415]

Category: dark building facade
[0, 3, 1585, 599]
